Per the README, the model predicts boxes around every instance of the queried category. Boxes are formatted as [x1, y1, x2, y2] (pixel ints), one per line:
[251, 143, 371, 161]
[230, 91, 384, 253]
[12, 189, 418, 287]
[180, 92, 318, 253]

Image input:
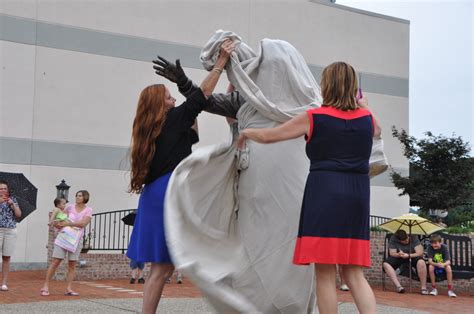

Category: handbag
[369, 137, 389, 178]
[122, 212, 136, 226]
[54, 226, 82, 253]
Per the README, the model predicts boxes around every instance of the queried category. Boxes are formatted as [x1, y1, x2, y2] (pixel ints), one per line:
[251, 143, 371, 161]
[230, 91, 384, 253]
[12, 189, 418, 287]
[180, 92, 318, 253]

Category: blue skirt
[126, 173, 173, 263]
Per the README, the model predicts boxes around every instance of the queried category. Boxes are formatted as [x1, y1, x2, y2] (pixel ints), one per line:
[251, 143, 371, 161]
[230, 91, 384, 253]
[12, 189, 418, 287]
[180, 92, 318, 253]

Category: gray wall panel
[10, 262, 48, 271]
[370, 166, 408, 187]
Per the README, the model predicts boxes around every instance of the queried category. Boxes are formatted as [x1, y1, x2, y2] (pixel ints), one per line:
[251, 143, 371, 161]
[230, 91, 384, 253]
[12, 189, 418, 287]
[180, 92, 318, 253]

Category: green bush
[445, 225, 474, 234]
[445, 206, 474, 226]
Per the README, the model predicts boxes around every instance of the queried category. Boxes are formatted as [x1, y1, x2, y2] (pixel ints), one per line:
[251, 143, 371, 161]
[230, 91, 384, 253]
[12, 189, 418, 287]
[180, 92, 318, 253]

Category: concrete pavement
[0, 298, 429, 313]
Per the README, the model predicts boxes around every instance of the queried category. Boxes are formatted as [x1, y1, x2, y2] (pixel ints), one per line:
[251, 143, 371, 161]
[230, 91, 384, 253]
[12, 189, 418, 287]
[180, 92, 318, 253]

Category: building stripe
[0, 13, 408, 97]
[0, 137, 129, 171]
[308, 65, 409, 97]
[0, 14, 37, 45]
[0, 137, 405, 187]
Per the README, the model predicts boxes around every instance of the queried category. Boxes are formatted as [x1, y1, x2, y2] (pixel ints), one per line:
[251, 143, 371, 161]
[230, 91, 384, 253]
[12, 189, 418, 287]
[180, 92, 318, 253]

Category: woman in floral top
[0, 180, 22, 291]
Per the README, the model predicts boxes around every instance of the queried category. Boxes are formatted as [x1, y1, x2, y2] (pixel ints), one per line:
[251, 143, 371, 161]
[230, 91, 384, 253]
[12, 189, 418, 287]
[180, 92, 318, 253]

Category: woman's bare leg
[41, 258, 62, 291]
[142, 263, 174, 314]
[1, 256, 11, 286]
[315, 264, 338, 314]
[341, 264, 376, 314]
[66, 261, 77, 292]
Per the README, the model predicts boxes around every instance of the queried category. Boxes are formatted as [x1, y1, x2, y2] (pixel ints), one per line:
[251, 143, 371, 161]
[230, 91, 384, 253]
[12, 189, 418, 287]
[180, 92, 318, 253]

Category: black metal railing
[369, 215, 390, 228]
[82, 211, 391, 253]
[83, 209, 135, 254]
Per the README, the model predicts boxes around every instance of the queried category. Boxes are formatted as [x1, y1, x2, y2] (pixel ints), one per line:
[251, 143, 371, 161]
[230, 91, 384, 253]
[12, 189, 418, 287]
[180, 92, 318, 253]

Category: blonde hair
[320, 61, 358, 111]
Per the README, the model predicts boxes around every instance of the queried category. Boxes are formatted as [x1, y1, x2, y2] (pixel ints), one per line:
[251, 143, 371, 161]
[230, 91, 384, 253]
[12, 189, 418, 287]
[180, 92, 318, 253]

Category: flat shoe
[1, 285, 8, 291]
[64, 291, 79, 296]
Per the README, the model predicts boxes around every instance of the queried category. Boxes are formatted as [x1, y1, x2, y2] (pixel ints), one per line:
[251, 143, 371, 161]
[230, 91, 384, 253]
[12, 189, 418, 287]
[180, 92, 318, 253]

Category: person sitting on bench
[383, 230, 428, 294]
[427, 234, 457, 297]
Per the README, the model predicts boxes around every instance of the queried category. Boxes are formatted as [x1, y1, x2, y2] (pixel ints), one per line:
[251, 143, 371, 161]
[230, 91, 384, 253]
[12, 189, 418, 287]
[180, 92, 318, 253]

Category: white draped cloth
[165, 30, 387, 313]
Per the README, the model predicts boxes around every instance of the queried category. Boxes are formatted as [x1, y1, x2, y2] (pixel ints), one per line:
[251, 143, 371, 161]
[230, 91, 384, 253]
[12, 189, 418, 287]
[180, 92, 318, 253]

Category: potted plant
[81, 232, 92, 253]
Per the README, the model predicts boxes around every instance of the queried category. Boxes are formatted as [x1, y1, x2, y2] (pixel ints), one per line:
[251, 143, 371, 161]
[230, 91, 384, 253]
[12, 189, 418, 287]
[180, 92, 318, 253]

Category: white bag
[369, 137, 389, 178]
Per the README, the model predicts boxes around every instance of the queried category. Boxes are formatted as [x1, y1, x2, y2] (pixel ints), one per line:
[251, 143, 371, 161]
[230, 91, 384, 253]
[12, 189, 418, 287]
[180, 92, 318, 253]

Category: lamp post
[56, 179, 70, 202]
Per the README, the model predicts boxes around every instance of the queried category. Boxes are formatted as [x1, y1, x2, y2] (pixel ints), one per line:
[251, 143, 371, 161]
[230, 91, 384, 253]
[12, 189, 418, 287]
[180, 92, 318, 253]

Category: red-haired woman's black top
[145, 88, 207, 184]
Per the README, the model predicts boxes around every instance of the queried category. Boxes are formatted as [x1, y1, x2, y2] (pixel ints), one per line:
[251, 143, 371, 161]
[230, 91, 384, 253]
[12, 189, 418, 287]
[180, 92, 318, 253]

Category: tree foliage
[391, 128, 473, 213]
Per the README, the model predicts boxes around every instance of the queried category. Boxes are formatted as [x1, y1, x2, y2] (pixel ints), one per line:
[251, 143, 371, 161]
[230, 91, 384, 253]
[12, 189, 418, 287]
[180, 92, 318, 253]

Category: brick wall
[47, 227, 474, 292]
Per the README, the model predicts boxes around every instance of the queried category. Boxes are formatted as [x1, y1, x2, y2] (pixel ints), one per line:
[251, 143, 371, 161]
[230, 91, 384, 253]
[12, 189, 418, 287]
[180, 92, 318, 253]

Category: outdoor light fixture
[56, 179, 71, 202]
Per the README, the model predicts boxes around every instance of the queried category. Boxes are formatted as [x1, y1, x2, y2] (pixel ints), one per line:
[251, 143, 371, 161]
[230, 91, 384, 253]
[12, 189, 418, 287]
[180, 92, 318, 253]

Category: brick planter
[47, 225, 474, 291]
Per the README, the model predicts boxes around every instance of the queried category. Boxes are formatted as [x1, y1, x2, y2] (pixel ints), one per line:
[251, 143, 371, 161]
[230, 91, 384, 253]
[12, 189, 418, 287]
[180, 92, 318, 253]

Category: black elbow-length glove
[152, 56, 193, 94]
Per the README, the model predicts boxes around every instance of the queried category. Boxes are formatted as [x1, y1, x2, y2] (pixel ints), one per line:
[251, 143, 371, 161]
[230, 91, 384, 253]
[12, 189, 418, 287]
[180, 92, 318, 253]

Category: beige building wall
[1, 0, 409, 266]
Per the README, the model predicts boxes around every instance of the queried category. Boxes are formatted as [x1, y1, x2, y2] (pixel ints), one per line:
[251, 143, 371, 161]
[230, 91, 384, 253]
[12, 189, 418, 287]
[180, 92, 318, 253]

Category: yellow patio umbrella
[378, 213, 445, 235]
[378, 213, 446, 292]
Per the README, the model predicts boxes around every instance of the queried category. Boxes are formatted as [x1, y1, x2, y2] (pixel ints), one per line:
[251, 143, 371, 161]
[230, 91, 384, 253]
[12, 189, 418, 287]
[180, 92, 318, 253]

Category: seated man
[383, 230, 428, 294]
[427, 234, 457, 297]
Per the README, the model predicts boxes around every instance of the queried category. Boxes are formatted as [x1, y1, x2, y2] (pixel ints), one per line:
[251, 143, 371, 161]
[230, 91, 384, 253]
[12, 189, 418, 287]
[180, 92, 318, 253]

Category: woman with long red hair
[126, 40, 233, 313]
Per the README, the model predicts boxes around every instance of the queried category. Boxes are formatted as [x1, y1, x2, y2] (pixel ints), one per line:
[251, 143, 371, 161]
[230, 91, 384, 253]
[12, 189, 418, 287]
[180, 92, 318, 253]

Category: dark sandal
[64, 291, 79, 296]
[397, 286, 405, 293]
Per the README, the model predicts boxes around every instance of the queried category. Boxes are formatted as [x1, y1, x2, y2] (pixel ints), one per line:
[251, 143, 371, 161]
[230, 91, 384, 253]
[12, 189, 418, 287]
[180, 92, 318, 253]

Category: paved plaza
[0, 271, 472, 313]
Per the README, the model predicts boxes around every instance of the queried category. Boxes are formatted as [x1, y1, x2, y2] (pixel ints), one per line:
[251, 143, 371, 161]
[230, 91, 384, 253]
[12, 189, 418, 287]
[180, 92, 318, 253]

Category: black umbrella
[0, 172, 38, 222]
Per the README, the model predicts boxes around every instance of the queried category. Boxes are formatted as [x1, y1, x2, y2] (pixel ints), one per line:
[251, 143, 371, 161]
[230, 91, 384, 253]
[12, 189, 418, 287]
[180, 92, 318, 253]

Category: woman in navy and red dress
[237, 61, 380, 314]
